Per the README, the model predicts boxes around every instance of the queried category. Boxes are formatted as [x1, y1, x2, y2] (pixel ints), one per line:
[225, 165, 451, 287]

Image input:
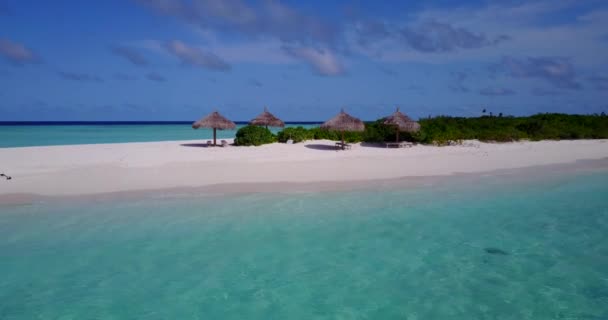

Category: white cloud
[282, 46, 345, 76]
[349, 1, 608, 67]
[164, 40, 231, 71]
[0, 38, 39, 65]
[479, 87, 516, 96]
[137, 0, 337, 47]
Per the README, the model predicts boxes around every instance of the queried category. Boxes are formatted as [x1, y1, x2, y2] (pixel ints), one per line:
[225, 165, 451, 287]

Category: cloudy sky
[1, 0, 607, 121]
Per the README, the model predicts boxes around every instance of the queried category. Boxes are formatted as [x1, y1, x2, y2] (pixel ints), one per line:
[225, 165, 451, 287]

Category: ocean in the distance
[1, 169, 607, 319]
[0, 122, 320, 148]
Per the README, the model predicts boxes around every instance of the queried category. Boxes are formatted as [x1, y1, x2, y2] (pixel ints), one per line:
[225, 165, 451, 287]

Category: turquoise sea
[0, 123, 320, 148]
[1, 169, 608, 319]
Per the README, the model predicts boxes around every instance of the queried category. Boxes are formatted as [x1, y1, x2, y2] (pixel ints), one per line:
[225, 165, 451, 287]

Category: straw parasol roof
[383, 107, 420, 133]
[250, 107, 285, 128]
[192, 111, 236, 130]
[383, 107, 420, 143]
[321, 109, 365, 132]
[321, 109, 365, 149]
[192, 111, 236, 146]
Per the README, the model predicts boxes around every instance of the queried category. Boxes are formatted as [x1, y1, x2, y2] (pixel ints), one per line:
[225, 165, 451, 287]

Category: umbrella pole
[341, 131, 345, 150]
[396, 130, 400, 143]
[213, 128, 217, 146]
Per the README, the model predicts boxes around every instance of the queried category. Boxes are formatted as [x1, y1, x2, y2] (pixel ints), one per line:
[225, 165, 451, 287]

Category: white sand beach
[1, 139, 608, 199]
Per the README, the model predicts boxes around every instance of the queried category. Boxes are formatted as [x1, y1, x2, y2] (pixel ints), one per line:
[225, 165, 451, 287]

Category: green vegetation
[417, 113, 608, 145]
[276, 127, 342, 142]
[234, 125, 276, 146]
[276, 123, 393, 144]
[277, 127, 315, 143]
[276, 113, 608, 145]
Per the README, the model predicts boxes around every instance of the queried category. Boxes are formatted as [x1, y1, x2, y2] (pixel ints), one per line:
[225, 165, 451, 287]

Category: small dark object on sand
[484, 247, 509, 255]
[1, 173, 12, 180]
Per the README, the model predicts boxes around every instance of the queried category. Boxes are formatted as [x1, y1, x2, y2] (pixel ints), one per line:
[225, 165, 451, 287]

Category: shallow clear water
[0, 123, 319, 148]
[1, 171, 608, 319]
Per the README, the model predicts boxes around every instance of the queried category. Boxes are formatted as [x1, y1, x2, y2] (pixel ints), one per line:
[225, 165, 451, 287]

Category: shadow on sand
[180, 143, 211, 148]
[360, 142, 386, 149]
[304, 144, 339, 151]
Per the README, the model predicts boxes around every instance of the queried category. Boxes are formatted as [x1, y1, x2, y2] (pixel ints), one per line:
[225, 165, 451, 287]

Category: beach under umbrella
[249, 107, 285, 128]
[321, 109, 365, 149]
[192, 111, 236, 146]
[383, 107, 420, 143]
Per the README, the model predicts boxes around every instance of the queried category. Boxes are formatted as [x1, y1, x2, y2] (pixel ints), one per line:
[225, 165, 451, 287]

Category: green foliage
[274, 113, 608, 146]
[417, 113, 608, 144]
[234, 125, 276, 146]
[362, 121, 397, 143]
[276, 122, 395, 144]
[276, 126, 315, 143]
[310, 128, 340, 140]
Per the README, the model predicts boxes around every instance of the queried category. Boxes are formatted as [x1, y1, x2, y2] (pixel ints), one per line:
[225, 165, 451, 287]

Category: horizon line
[0, 112, 604, 125]
[0, 121, 326, 126]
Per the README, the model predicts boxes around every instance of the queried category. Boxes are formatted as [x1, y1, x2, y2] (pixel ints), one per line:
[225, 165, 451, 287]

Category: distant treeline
[414, 113, 608, 144]
[235, 113, 608, 146]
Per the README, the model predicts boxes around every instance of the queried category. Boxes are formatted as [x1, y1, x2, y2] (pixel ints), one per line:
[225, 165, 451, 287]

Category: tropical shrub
[276, 126, 314, 143]
[274, 113, 608, 146]
[310, 128, 340, 141]
[362, 121, 396, 143]
[234, 125, 276, 146]
[417, 113, 608, 143]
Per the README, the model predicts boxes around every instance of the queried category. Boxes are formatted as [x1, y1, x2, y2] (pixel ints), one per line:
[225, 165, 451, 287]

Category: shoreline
[1, 139, 608, 205]
[1, 157, 607, 206]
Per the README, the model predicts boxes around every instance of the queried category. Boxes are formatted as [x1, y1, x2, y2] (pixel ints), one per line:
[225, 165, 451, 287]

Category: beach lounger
[385, 141, 414, 148]
[206, 140, 212, 146]
[221, 140, 228, 147]
[335, 142, 352, 150]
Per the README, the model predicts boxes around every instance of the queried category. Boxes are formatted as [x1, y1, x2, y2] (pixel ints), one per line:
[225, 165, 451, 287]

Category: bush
[277, 127, 370, 143]
[416, 113, 608, 144]
[312, 128, 363, 142]
[272, 113, 608, 146]
[276, 126, 314, 143]
[363, 121, 398, 143]
[310, 128, 340, 140]
[234, 125, 276, 146]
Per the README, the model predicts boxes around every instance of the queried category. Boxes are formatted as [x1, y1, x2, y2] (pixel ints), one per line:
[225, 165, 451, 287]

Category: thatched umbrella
[321, 109, 365, 149]
[383, 107, 420, 143]
[250, 107, 285, 128]
[192, 111, 236, 146]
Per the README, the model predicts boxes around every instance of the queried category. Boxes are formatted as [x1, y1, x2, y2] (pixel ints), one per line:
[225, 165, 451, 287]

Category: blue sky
[1, 0, 607, 121]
